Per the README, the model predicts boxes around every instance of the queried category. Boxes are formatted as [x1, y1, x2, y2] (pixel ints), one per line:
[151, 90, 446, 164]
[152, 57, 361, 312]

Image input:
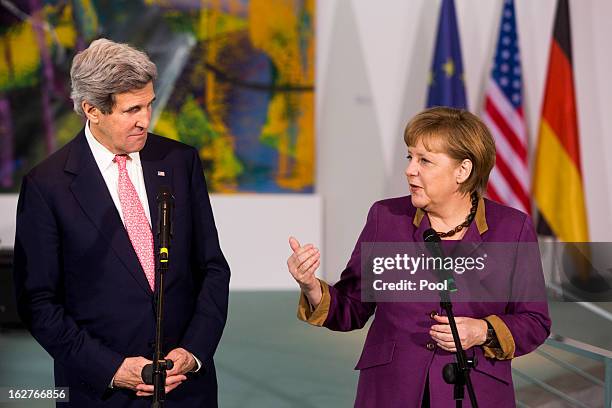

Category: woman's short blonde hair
[404, 106, 496, 195]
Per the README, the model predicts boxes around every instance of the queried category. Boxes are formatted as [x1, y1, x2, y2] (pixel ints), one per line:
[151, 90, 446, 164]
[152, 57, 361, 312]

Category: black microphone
[156, 186, 174, 262]
[423, 228, 457, 292]
[141, 359, 174, 385]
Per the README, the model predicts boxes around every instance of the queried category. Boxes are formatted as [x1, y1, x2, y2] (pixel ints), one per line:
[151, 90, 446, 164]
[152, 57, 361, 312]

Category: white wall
[210, 195, 322, 290]
[317, 0, 612, 283]
[0, 195, 17, 248]
[0, 194, 321, 290]
[1, 0, 611, 289]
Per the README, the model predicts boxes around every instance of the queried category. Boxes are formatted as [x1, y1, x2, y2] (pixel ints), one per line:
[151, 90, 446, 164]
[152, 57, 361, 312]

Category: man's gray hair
[70, 38, 157, 116]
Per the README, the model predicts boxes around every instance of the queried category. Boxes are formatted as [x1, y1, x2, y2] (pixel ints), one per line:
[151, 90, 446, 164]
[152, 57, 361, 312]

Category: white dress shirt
[84, 122, 202, 385]
[85, 122, 152, 227]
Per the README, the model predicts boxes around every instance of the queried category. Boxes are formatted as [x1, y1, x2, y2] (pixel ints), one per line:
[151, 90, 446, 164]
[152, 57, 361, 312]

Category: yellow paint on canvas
[0, 23, 40, 89]
[200, 135, 243, 193]
[278, 95, 314, 190]
[154, 111, 180, 141]
[198, 8, 247, 41]
[249, 0, 315, 191]
[50, 3, 77, 48]
[249, 0, 301, 82]
[0, 2, 87, 90]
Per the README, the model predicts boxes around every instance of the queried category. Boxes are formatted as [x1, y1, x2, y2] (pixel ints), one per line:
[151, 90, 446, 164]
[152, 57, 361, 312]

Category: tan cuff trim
[296, 279, 330, 327]
[483, 315, 515, 360]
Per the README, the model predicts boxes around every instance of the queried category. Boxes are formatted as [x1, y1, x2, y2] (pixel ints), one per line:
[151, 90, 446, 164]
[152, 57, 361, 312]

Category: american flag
[483, 0, 530, 214]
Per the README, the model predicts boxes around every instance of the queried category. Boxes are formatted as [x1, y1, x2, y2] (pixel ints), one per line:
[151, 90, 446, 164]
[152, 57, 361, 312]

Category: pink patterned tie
[114, 155, 155, 291]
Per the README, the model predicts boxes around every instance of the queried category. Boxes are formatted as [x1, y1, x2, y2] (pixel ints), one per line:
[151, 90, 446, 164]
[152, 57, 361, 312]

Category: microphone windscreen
[141, 364, 153, 385]
[423, 228, 440, 243]
[156, 185, 174, 203]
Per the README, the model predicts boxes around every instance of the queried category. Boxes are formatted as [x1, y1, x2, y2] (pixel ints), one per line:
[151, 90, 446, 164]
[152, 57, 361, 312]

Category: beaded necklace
[434, 192, 479, 238]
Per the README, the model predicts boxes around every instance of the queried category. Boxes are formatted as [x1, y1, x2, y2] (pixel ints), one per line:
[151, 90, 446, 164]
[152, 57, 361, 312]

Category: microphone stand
[149, 187, 175, 408]
[438, 289, 478, 408]
[151, 251, 169, 407]
[424, 230, 479, 408]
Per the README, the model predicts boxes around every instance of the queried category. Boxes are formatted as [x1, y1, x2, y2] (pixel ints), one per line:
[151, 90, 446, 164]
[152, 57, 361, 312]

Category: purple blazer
[318, 196, 550, 408]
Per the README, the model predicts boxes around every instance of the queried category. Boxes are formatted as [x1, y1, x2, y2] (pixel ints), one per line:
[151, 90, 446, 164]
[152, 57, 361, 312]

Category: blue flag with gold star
[426, 0, 467, 108]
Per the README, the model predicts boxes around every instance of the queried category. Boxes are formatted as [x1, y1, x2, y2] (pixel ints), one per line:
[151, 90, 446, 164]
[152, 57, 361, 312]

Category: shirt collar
[84, 120, 141, 171]
[413, 195, 488, 235]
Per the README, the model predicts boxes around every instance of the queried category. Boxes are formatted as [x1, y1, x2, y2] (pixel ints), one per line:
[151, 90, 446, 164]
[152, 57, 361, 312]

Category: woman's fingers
[289, 236, 312, 252]
[288, 237, 313, 257]
[287, 244, 314, 266]
[287, 236, 321, 290]
[436, 342, 457, 352]
[289, 248, 319, 274]
[431, 316, 476, 350]
[430, 324, 452, 334]
[294, 247, 316, 265]
[295, 245, 316, 261]
[293, 254, 320, 286]
[296, 250, 320, 272]
[302, 259, 321, 278]
[289, 236, 301, 252]
[432, 314, 449, 324]
[430, 330, 453, 342]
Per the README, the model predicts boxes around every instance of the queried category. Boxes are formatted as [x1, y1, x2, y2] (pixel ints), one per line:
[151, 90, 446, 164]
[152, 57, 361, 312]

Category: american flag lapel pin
[157, 171, 165, 177]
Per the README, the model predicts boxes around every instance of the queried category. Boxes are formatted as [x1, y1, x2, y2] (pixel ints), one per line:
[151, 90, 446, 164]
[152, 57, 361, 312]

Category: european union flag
[426, 0, 467, 109]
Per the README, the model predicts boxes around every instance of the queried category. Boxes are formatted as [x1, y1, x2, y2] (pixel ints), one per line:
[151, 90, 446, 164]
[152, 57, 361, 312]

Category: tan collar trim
[412, 196, 488, 235]
[413, 207, 426, 228]
[474, 196, 488, 235]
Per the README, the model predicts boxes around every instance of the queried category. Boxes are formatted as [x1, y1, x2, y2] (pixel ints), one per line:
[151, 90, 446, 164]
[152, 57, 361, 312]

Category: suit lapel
[462, 222, 483, 244]
[66, 132, 153, 296]
[455, 221, 484, 257]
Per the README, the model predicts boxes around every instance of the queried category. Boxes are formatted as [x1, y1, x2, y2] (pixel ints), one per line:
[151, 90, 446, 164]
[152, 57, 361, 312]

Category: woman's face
[405, 139, 465, 211]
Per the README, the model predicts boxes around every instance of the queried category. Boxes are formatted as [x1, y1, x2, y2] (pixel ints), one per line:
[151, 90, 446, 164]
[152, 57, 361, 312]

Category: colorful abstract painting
[0, 0, 315, 193]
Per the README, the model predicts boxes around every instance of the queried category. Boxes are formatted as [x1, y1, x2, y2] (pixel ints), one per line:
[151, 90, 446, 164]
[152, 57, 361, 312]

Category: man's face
[88, 82, 155, 154]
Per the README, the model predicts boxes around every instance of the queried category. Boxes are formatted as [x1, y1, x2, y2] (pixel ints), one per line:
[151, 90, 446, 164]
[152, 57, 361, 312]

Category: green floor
[0, 291, 365, 407]
[0, 292, 610, 407]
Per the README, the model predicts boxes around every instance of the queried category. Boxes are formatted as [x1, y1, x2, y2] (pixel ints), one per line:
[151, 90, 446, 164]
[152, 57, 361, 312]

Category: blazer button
[426, 341, 436, 351]
[429, 310, 438, 319]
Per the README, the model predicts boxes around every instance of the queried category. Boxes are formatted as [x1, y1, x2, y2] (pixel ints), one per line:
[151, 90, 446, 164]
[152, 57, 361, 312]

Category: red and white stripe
[483, 79, 531, 214]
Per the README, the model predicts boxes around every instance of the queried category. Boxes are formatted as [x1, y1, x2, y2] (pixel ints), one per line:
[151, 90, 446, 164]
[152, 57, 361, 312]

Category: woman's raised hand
[287, 236, 322, 307]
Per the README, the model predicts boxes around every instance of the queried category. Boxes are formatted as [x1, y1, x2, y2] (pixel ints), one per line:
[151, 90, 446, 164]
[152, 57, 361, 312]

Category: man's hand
[136, 348, 196, 397]
[112, 357, 152, 391]
[429, 315, 488, 352]
[113, 356, 187, 397]
[165, 348, 197, 376]
[134, 374, 187, 397]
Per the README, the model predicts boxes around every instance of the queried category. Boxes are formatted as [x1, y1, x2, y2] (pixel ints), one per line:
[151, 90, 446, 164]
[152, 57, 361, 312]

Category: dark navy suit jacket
[13, 130, 230, 407]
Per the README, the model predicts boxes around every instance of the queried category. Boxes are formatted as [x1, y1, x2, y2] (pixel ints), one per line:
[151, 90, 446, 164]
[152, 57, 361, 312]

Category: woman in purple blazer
[287, 107, 551, 407]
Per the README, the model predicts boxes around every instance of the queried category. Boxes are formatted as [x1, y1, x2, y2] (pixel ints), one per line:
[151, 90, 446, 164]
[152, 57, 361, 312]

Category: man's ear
[456, 159, 473, 184]
[82, 101, 101, 124]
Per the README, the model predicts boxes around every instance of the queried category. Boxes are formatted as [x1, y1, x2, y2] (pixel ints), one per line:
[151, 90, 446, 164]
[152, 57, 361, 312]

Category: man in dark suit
[13, 38, 230, 407]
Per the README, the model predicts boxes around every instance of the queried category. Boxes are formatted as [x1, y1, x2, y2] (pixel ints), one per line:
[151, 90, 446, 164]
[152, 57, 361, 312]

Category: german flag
[533, 0, 588, 242]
